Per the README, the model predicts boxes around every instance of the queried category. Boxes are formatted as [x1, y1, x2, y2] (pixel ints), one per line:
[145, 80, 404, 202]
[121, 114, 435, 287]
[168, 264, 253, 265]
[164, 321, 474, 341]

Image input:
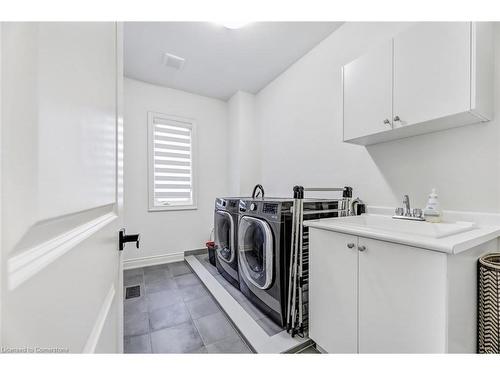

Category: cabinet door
[393, 22, 471, 127]
[358, 238, 447, 353]
[343, 40, 393, 141]
[309, 228, 358, 353]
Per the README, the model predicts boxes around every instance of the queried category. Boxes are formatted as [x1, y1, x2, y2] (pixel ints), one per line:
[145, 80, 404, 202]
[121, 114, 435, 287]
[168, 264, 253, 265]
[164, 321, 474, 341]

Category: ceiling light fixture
[219, 21, 251, 30]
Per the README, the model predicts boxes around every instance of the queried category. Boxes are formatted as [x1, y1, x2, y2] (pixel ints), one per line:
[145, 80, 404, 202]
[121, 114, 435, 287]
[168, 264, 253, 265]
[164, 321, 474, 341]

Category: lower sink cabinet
[308, 227, 494, 353]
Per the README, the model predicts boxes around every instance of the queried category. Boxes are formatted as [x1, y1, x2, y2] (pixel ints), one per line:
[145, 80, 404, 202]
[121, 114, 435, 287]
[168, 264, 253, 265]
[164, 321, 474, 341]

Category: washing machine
[237, 198, 341, 328]
[214, 197, 242, 288]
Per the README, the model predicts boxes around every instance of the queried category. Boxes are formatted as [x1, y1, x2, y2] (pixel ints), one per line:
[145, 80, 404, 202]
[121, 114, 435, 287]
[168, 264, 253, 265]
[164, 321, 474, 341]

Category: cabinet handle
[358, 245, 366, 252]
[383, 119, 391, 125]
[393, 115, 401, 122]
[347, 243, 355, 249]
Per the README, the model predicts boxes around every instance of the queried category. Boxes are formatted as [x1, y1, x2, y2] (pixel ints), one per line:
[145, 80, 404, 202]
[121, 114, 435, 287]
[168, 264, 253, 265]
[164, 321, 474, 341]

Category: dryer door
[238, 216, 274, 290]
[214, 210, 235, 263]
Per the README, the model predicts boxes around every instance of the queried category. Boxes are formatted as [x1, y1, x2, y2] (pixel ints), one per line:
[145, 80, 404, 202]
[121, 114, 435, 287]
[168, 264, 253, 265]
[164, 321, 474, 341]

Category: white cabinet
[308, 227, 495, 353]
[358, 237, 447, 353]
[343, 40, 393, 140]
[393, 22, 471, 128]
[342, 22, 493, 146]
[309, 229, 358, 353]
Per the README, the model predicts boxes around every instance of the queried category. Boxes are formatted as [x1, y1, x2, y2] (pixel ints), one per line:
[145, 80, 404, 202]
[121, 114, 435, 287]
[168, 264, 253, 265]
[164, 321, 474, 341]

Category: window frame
[147, 111, 197, 212]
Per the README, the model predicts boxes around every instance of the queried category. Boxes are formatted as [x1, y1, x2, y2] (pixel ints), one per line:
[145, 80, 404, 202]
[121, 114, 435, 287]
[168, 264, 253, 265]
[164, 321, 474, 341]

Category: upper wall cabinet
[343, 40, 393, 140]
[342, 22, 493, 146]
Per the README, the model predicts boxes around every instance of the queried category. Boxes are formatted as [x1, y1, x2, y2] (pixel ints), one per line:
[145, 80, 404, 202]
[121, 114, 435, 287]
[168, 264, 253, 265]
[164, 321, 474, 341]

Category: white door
[343, 39, 393, 141]
[309, 228, 358, 353]
[393, 22, 471, 127]
[1, 22, 125, 353]
[358, 237, 447, 353]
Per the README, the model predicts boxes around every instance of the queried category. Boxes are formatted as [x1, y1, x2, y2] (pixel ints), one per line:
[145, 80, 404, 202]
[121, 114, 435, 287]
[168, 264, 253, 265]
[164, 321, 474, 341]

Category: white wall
[0, 22, 3, 346]
[256, 22, 500, 213]
[124, 78, 229, 261]
[228, 91, 261, 196]
[124, 22, 500, 263]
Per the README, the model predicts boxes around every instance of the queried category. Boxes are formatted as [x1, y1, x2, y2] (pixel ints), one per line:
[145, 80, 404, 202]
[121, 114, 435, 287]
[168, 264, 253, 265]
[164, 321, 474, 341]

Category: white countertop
[304, 211, 500, 254]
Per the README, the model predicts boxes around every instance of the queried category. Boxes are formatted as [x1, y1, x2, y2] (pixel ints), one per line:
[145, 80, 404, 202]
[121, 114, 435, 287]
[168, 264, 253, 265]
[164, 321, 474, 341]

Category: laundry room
[118, 19, 500, 356]
[2, 2, 500, 373]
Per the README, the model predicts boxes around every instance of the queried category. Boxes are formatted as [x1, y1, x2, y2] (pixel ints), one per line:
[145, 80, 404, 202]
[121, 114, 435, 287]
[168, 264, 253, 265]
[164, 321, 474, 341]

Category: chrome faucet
[403, 195, 411, 216]
[393, 194, 424, 221]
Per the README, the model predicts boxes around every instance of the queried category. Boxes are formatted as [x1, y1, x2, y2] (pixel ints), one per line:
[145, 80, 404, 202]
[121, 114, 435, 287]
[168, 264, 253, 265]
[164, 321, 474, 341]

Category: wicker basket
[478, 253, 500, 354]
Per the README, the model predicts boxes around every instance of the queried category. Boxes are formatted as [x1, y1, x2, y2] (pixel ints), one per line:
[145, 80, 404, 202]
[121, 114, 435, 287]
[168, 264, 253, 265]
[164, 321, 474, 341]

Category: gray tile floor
[124, 261, 252, 353]
[194, 254, 320, 353]
[195, 253, 284, 336]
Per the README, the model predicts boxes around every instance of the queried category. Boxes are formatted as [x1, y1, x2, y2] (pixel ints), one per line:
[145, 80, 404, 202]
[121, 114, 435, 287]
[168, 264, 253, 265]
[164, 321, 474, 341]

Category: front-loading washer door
[238, 216, 273, 290]
[214, 210, 235, 263]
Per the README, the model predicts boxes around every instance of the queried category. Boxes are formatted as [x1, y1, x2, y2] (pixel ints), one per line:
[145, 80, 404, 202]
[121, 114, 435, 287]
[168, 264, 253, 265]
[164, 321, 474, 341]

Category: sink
[328, 214, 476, 239]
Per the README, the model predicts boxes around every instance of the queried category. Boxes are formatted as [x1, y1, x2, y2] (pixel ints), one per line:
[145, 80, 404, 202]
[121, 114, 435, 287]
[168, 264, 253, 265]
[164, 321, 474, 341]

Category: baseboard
[184, 248, 207, 256]
[123, 252, 184, 270]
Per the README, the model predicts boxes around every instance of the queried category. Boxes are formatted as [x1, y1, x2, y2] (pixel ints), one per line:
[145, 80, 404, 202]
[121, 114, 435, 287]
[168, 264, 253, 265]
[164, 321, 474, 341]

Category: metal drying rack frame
[286, 186, 353, 337]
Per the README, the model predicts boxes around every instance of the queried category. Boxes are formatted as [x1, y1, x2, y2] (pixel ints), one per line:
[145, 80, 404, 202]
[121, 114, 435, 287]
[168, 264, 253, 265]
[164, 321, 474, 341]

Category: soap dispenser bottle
[424, 188, 442, 223]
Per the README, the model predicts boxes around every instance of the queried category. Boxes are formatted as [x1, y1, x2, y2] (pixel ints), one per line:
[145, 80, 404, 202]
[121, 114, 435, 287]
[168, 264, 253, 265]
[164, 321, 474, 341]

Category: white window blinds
[148, 113, 196, 210]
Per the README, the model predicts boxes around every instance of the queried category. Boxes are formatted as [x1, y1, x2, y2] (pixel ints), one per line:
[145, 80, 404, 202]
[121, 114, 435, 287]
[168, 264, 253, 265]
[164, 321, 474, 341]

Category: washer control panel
[239, 201, 247, 212]
[216, 198, 239, 212]
[216, 198, 226, 209]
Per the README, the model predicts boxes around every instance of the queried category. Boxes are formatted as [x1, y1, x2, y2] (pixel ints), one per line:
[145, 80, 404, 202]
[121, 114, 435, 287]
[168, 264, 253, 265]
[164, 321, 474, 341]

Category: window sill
[148, 205, 198, 212]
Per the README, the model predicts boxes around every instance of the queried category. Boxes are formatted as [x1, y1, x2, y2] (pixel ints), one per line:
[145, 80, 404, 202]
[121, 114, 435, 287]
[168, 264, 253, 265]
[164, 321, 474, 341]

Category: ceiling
[124, 22, 343, 100]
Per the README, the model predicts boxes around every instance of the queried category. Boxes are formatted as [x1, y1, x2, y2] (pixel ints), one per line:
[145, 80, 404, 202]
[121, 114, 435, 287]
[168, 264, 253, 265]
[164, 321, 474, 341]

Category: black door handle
[119, 229, 140, 251]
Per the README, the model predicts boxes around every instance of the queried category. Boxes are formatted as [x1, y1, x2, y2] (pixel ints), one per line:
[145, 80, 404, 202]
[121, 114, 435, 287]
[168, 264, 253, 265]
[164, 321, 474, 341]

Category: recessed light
[219, 22, 251, 30]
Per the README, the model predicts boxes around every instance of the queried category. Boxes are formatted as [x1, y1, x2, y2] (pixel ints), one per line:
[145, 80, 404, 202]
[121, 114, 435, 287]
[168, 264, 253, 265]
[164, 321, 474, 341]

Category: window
[148, 112, 196, 211]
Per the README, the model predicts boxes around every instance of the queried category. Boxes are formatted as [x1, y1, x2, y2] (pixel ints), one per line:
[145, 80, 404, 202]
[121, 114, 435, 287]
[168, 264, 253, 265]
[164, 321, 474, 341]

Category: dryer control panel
[239, 199, 287, 222]
[263, 203, 278, 215]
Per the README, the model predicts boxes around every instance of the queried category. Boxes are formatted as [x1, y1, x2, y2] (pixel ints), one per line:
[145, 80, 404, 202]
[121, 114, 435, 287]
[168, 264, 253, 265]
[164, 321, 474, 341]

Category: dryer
[237, 198, 341, 328]
[214, 197, 242, 288]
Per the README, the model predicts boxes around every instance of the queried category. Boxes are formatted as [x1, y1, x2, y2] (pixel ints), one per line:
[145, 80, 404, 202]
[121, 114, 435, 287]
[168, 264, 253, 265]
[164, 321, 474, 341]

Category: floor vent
[125, 285, 141, 299]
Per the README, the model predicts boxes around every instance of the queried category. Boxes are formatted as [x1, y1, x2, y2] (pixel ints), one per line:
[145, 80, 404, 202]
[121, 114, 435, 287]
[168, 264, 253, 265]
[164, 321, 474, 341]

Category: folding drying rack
[286, 186, 353, 337]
